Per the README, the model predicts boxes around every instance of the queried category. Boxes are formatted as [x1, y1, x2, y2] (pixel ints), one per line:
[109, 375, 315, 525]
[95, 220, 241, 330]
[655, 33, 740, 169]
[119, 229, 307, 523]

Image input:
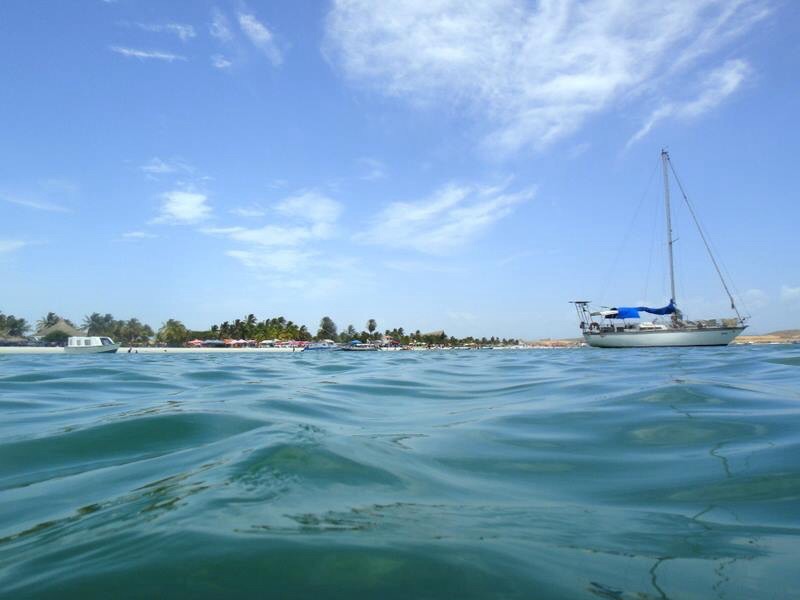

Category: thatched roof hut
[34, 319, 85, 338]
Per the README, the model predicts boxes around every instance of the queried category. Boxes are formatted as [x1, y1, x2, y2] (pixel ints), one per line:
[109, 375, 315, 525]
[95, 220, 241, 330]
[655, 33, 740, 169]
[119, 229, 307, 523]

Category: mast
[661, 149, 677, 307]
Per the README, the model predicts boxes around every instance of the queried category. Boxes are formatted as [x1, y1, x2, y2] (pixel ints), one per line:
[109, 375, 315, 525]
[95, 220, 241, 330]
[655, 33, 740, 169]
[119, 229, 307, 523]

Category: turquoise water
[1, 347, 799, 599]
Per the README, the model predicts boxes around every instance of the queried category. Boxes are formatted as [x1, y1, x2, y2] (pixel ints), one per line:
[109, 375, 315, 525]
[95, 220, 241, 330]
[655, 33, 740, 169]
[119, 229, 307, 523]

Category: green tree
[317, 316, 337, 340]
[367, 319, 377, 339]
[118, 318, 154, 345]
[0, 312, 29, 337]
[43, 330, 69, 345]
[37, 312, 75, 330]
[297, 325, 312, 341]
[83, 312, 117, 336]
[157, 319, 190, 347]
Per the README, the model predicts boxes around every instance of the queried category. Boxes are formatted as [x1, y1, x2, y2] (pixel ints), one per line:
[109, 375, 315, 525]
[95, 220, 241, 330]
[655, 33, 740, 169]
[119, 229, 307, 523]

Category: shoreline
[0, 346, 300, 355]
[0, 341, 797, 354]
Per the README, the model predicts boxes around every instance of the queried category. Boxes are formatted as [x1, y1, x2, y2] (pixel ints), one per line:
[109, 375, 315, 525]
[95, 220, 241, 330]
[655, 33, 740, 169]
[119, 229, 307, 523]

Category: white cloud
[230, 205, 266, 218]
[203, 224, 315, 246]
[110, 46, 186, 62]
[238, 13, 282, 65]
[122, 231, 157, 240]
[567, 143, 590, 159]
[204, 192, 342, 246]
[140, 157, 194, 176]
[211, 54, 233, 69]
[137, 23, 196, 42]
[361, 181, 534, 254]
[0, 193, 68, 212]
[276, 191, 342, 227]
[384, 259, 466, 274]
[267, 179, 289, 189]
[496, 250, 534, 267]
[780, 285, 800, 306]
[628, 59, 751, 146]
[200, 189, 362, 288]
[325, 0, 769, 153]
[0, 240, 27, 254]
[743, 288, 768, 309]
[39, 179, 79, 195]
[154, 190, 211, 224]
[210, 9, 233, 41]
[357, 157, 386, 181]
[226, 249, 315, 272]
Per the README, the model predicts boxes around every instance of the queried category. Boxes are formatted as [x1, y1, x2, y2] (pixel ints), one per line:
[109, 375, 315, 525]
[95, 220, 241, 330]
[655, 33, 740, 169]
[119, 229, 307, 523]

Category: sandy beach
[0, 346, 300, 355]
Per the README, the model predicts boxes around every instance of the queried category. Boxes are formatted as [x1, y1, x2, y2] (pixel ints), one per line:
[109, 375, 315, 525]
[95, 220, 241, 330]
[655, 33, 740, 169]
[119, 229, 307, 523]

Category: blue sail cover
[613, 301, 676, 319]
[637, 301, 676, 315]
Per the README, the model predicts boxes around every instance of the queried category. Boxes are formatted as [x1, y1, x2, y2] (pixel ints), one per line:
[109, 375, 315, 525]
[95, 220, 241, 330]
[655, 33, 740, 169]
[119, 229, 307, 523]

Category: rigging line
[598, 157, 660, 304]
[667, 157, 743, 321]
[643, 174, 661, 302]
[704, 225, 752, 318]
[716, 245, 752, 318]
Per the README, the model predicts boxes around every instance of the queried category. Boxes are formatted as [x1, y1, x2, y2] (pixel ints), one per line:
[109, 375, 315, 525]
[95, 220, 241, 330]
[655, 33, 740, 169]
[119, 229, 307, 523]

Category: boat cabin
[67, 336, 117, 348]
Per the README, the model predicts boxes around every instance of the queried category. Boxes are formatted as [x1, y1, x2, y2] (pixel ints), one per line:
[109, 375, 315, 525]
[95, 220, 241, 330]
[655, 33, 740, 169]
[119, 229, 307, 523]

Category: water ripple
[1, 346, 799, 598]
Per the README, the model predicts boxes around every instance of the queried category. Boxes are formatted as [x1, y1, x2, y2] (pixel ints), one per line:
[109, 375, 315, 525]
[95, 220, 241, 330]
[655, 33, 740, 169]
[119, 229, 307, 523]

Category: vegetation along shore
[1, 311, 524, 349]
[2, 310, 796, 352]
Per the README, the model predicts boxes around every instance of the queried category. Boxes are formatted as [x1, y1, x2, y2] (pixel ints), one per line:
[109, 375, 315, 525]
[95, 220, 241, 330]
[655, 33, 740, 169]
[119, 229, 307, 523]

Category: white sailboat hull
[583, 327, 745, 348]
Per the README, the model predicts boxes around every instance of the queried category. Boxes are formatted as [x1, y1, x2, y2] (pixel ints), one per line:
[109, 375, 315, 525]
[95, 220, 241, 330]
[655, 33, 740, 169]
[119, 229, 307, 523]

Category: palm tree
[233, 319, 243, 339]
[37, 312, 63, 330]
[318, 316, 337, 340]
[118, 318, 152, 345]
[83, 312, 117, 336]
[367, 319, 377, 339]
[0, 312, 29, 337]
[157, 319, 189, 347]
[244, 313, 257, 338]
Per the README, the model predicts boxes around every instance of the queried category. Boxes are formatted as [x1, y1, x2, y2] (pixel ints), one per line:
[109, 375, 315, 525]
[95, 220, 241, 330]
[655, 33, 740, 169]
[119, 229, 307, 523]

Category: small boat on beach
[340, 340, 379, 352]
[65, 336, 120, 354]
[573, 150, 747, 348]
[303, 340, 339, 352]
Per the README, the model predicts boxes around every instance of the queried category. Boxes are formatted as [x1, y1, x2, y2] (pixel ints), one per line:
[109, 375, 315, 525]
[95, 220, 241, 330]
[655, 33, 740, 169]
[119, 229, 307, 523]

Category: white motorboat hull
[64, 344, 120, 354]
[340, 346, 379, 352]
[583, 327, 745, 348]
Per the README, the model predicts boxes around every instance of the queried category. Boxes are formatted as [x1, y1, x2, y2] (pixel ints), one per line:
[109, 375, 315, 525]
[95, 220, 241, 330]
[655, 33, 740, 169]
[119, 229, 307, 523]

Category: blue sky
[1, 0, 798, 338]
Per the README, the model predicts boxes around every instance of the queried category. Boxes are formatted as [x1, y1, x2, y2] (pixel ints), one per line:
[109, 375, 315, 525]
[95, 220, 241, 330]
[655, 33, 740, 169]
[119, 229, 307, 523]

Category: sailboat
[573, 150, 747, 348]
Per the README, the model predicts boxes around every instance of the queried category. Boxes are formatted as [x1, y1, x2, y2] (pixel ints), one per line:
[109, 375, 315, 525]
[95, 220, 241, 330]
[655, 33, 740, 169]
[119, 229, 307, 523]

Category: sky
[1, 0, 799, 338]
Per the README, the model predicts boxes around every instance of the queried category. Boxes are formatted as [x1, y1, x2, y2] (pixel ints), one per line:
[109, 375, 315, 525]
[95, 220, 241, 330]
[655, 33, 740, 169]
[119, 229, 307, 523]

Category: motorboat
[303, 340, 339, 351]
[340, 340, 379, 352]
[65, 336, 120, 354]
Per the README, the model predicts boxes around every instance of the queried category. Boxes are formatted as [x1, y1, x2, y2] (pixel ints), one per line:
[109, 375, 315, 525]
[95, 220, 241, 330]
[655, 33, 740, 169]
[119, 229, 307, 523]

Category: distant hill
[735, 329, 800, 344]
[764, 329, 800, 337]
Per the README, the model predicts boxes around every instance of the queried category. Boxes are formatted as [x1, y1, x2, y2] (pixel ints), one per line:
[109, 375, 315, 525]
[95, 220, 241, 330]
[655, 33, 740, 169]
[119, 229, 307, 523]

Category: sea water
[0, 346, 798, 599]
